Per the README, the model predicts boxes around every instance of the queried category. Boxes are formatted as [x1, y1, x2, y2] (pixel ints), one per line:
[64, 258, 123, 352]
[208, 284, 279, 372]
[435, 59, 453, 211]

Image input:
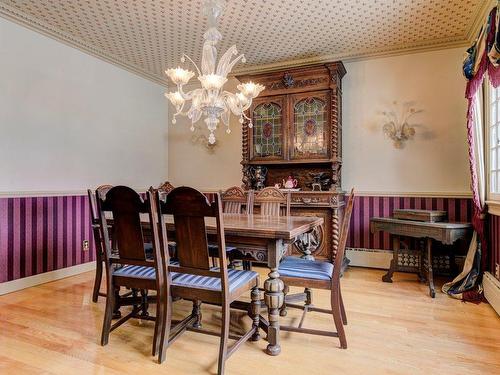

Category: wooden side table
[370, 218, 472, 298]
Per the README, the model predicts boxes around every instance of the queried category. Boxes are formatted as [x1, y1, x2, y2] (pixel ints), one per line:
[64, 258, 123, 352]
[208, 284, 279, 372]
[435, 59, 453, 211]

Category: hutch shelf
[237, 62, 347, 261]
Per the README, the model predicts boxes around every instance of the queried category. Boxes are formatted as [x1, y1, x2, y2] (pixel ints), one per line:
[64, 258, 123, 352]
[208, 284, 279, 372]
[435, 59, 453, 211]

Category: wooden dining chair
[96, 186, 170, 362]
[155, 187, 261, 374]
[253, 186, 290, 217]
[240, 187, 290, 270]
[277, 188, 354, 349]
[87, 184, 113, 302]
[220, 186, 253, 214]
[216, 186, 253, 268]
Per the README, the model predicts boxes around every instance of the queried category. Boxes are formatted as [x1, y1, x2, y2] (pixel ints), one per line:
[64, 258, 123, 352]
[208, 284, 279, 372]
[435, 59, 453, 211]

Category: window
[252, 102, 283, 158]
[488, 82, 500, 202]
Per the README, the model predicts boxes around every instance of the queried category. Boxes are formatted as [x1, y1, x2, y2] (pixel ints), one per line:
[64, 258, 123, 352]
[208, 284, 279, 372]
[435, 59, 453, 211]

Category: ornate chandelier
[164, 0, 265, 144]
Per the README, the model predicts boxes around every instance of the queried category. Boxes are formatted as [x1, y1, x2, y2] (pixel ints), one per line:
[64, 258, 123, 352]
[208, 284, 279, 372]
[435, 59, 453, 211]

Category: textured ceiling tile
[0, 0, 487, 84]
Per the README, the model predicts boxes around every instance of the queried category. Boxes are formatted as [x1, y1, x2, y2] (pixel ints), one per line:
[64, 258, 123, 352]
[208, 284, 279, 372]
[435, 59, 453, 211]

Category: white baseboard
[484, 272, 500, 317]
[0, 261, 96, 296]
[346, 247, 392, 269]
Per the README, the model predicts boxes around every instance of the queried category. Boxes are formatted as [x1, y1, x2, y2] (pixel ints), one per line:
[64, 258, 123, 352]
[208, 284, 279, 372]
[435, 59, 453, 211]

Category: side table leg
[382, 235, 399, 283]
[418, 239, 426, 283]
[264, 267, 284, 356]
[427, 238, 436, 298]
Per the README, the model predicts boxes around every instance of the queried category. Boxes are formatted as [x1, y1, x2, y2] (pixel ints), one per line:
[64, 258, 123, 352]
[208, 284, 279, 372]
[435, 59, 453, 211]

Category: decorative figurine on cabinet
[249, 166, 268, 190]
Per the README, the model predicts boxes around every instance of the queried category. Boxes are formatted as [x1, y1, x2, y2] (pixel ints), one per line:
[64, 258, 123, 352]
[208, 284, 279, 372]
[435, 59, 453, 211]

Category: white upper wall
[0, 18, 168, 194]
[342, 47, 470, 194]
[167, 79, 244, 191]
[168, 47, 471, 194]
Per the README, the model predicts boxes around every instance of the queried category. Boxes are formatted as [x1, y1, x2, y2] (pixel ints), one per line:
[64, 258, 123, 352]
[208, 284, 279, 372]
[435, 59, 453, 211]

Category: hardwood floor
[0, 267, 499, 375]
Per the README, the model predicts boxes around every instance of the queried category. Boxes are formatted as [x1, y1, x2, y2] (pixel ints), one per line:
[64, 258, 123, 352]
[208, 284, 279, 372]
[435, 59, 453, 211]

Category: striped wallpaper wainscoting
[0, 195, 95, 283]
[346, 195, 473, 251]
[0, 191, 217, 284]
[0, 191, 474, 284]
[488, 214, 500, 276]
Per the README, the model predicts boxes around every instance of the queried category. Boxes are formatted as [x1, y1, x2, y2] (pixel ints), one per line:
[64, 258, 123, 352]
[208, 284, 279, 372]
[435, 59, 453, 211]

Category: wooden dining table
[159, 213, 324, 356]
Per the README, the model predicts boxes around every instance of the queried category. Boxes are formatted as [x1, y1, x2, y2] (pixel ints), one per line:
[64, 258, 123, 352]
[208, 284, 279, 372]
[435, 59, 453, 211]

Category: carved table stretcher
[370, 217, 472, 298]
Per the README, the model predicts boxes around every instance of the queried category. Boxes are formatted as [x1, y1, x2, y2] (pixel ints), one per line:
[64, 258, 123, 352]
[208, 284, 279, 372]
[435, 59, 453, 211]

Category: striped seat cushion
[113, 259, 180, 280]
[172, 268, 258, 292]
[113, 264, 157, 279]
[278, 256, 333, 281]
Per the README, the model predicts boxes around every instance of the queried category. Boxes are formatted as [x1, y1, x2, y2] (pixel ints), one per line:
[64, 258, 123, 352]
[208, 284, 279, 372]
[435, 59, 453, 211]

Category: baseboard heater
[484, 272, 500, 317]
[346, 247, 466, 273]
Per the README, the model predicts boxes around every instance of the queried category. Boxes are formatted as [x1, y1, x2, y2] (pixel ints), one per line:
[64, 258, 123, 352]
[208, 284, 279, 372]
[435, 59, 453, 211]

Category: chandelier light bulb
[238, 82, 265, 99]
[199, 74, 227, 90]
[165, 67, 194, 85]
[165, 91, 185, 108]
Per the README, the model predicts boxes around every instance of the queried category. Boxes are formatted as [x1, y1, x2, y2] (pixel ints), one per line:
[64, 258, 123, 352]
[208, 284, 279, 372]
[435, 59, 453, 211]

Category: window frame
[485, 79, 500, 214]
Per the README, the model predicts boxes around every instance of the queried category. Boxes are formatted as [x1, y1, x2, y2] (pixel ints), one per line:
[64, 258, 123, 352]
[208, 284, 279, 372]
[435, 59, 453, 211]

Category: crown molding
[465, 0, 496, 43]
[232, 38, 469, 76]
[0, 3, 167, 86]
[0, 1, 486, 86]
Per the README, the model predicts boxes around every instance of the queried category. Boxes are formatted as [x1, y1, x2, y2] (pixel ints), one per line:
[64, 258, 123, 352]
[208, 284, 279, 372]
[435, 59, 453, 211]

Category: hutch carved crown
[236, 62, 346, 261]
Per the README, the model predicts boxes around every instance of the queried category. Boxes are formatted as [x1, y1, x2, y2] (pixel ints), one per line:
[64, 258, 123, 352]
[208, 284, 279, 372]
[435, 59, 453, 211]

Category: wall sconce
[190, 124, 218, 153]
[382, 101, 422, 148]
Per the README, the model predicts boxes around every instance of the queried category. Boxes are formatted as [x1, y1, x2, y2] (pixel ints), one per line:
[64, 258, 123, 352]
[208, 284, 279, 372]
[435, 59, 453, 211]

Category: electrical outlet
[83, 240, 90, 252]
[495, 263, 500, 280]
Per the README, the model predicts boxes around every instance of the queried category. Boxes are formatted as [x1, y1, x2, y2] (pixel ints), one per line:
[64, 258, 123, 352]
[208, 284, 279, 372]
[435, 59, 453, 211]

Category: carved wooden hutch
[236, 62, 346, 261]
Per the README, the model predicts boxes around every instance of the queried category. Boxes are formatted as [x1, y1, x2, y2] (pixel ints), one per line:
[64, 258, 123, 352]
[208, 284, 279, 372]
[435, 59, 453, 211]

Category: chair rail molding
[0, 188, 152, 198]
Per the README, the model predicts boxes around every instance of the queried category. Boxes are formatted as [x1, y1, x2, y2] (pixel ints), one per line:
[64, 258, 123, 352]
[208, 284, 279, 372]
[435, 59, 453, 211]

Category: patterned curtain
[454, 2, 500, 301]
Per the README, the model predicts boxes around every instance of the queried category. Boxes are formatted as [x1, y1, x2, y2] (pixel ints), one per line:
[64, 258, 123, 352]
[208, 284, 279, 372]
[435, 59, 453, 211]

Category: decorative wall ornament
[382, 101, 422, 148]
[190, 125, 219, 153]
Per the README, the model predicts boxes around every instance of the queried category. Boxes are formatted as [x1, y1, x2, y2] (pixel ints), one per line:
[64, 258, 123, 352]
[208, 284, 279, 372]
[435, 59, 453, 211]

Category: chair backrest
[332, 188, 355, 281]
[96, 186, 161, 267]
[254, 187, 290, 217]
[88, 185, 113, 224]
[220, 186, 253, 214]
[157, 186, 228, 287]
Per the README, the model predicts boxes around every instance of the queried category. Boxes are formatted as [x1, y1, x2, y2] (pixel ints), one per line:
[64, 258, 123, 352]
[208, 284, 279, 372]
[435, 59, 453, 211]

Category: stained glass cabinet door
[249, 96, 286, 161]
[290, 91, 330, 160]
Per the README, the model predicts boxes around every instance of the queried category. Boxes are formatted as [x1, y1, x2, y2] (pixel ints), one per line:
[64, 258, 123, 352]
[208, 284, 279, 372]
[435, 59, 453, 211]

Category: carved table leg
[426, 238, 436, 298]
[264, 267, 284, 356]
[382, 235, 399, 283]
[264, 239, 285, 356]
